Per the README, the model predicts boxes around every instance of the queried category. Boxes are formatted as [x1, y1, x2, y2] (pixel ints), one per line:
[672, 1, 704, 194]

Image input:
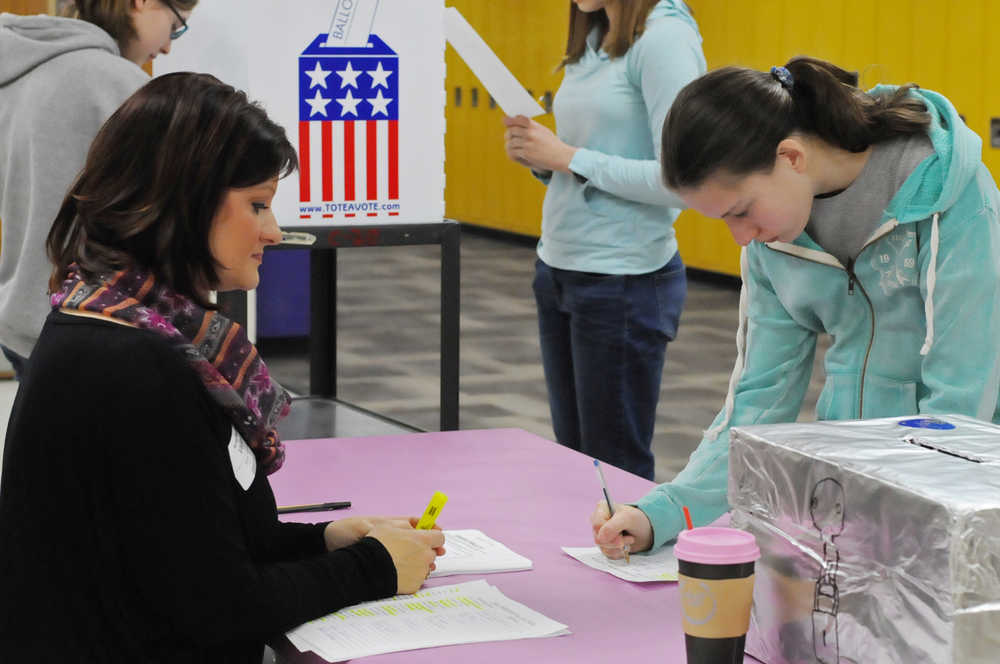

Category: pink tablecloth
[268, 428, 760, 663]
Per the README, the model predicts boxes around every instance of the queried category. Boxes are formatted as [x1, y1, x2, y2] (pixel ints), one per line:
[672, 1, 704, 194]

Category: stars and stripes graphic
[298, 34, 399, 220]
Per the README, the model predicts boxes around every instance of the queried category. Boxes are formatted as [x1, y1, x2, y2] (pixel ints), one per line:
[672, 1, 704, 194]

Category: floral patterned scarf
[51, 265, 289, 474]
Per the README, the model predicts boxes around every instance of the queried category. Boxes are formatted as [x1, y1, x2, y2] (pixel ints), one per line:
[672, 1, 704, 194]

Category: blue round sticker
[898, 417, 956, 430]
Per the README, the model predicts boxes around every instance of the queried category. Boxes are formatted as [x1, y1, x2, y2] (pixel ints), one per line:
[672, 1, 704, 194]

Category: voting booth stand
[156, 0, 457, 432]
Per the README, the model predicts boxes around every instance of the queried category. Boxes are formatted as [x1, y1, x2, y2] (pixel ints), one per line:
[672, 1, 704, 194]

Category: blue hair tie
[770, 65, 794, 91]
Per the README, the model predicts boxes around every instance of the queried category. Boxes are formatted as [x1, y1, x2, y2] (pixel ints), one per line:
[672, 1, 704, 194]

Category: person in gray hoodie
[0, 0, 196, 378]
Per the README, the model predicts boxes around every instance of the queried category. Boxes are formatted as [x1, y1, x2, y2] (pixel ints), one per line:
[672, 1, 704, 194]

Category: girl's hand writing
[590, 501, 654, 560]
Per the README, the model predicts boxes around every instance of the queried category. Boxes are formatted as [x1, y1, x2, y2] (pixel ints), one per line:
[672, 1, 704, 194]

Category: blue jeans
[1, 345, 27, 381]
[532, 253, 687, 480]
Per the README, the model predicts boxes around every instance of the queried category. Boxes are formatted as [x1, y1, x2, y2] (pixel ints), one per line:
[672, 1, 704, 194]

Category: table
[268, 428, 761, 662]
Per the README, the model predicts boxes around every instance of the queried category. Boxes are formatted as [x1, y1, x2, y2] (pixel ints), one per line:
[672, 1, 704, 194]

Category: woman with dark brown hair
[0, 0, 196, 379]
[0, 72, 443, 662]
[501, 1, 705, 481]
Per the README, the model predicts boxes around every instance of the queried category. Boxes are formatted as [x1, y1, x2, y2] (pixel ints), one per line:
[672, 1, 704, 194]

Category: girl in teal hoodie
[592, 56, 1000, 556]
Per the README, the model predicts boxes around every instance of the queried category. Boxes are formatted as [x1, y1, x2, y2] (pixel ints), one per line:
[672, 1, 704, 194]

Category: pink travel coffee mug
[674, 526, 760, 664]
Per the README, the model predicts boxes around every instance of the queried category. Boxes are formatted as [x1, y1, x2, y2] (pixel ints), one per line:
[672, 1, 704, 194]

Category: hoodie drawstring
[705, 247, 750, 441]
[919, 212, 940, 356]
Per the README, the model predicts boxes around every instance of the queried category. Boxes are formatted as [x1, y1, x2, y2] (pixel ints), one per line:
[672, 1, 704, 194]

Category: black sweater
[0, 312, 396, 662]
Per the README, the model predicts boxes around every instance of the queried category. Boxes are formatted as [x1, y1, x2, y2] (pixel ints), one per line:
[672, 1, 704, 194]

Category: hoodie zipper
[843, 257, 876, 415]
[766, 221, 896, 418]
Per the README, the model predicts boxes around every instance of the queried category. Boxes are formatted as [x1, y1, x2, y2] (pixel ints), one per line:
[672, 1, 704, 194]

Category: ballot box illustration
[154, 0, 445, 227]
[728, 415, 1000, 664]
[297, 34, 400, 222]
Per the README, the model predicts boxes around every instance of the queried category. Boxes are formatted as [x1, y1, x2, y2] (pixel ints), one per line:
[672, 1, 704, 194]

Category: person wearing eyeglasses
[0, 0, 196, 383]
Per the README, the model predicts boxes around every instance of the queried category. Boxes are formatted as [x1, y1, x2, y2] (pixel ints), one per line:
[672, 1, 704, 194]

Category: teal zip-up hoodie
[536, 0, 705, 274]
[637, 86, 1000, 549]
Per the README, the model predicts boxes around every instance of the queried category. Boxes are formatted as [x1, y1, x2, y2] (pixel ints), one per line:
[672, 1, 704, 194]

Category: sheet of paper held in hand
[444, 7, 545, 117]
[430, 529, 532, 577]
[286, 580, 569, 661]
[562, 544, 680, 582]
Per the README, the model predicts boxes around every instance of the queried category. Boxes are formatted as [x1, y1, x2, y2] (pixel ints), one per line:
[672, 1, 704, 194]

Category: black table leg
[440, 223, 460, 430]
[309, 249, 337, 399]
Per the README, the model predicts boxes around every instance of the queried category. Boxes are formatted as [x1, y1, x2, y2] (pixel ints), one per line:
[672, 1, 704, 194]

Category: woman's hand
[367, 525, 446, 594]
[502, 115, 577, 173]
[323, 515, 417, 551]
[590, 501, 654, 560]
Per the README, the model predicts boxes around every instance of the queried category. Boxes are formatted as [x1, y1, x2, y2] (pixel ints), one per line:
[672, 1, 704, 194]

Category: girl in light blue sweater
[503, 0, 705, 480]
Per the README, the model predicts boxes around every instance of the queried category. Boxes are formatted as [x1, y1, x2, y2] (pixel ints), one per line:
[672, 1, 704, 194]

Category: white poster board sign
[155, 0, 445, 227]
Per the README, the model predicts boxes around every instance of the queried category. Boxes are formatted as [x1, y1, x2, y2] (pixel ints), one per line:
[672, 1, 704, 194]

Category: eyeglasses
[163, 1, 188, 40]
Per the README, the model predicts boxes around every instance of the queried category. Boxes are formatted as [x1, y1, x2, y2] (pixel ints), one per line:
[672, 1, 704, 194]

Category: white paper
[562, 545, 679, 583]
[287, 580, 569, 661]
[444, 7, 545, 118]
[325, 0, 380, 47]
[430, 529, 532, 577]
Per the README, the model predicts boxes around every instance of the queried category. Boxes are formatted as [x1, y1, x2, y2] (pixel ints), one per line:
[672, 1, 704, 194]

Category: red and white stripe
[299, 119, 399, 219]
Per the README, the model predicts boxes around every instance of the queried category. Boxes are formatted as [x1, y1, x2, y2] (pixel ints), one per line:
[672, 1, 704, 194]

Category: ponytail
[783, 57, 930, 153]
[661, 56, 931, 190]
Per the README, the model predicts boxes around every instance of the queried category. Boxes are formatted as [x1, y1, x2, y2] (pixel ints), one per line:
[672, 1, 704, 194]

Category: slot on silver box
[728, 414, 1000, 663]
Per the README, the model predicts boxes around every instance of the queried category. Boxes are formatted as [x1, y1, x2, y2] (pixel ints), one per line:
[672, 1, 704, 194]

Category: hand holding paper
[503, 115, 577, 173]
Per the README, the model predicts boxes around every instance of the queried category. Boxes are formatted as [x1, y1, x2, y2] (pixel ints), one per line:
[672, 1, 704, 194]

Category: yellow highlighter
[415, 491, 448, 530]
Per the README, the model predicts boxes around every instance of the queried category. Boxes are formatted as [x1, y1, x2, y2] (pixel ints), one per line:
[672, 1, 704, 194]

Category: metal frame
[218, 220, 460, 431]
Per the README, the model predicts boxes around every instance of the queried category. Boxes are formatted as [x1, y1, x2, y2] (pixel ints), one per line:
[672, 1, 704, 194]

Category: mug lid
[674, 526, 760, 565]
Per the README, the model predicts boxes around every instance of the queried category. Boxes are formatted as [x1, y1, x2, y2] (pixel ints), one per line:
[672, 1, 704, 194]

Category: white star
[367, 89, 393, 117]
[336, 89, 362, 117]
[366, 61, 393, 89]
[336, 61, 362, 89]
[304, 61, 331, 89]
[305, 90, 331, 117]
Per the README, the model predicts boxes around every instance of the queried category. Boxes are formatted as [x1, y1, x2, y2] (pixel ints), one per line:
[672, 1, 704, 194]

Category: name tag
[228, 426, 257, 491]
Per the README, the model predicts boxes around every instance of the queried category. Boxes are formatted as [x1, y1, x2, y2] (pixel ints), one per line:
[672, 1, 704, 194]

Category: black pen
[276, 501, 352, 514]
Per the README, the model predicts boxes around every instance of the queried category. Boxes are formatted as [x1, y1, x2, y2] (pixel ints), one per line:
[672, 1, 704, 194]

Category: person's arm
[238, 474, 331, 563]
[106, 345, 400, 644]
[916, 172, 1000, 418]
[634, 247, 818, 550]
[565, 18, 704, 207]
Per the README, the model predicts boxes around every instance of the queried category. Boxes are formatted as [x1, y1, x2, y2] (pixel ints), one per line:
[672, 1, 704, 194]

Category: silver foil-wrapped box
[727, 414, 1000, 663]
